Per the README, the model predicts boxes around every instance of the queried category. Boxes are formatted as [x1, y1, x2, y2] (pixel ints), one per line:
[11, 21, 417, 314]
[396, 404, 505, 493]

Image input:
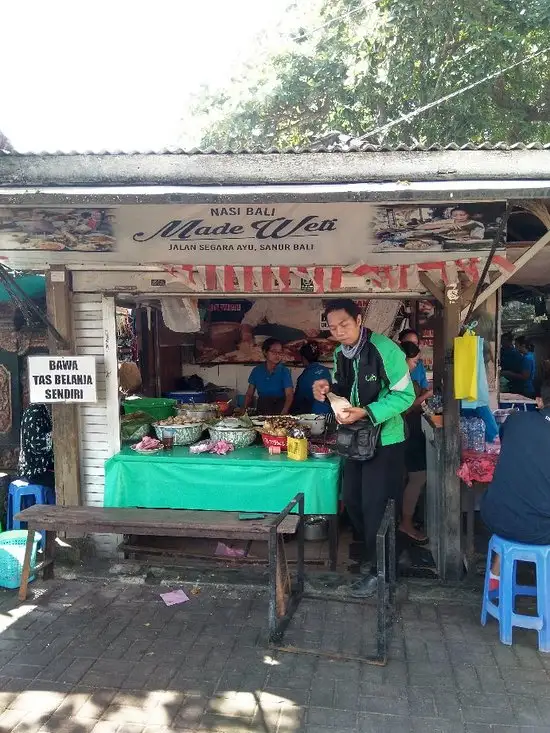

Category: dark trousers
[343, 441, 405, 573]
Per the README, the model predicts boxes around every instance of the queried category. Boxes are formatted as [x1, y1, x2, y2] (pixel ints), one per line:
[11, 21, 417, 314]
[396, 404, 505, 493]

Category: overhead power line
[360, 45, 550, 139]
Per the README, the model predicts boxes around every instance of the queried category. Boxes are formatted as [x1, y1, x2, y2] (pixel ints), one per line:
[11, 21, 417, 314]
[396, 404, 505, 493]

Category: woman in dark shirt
[18, 403, 54, 489]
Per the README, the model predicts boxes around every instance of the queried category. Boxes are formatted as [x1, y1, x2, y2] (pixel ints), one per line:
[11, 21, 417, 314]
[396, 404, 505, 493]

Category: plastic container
[123, 398, 177, 421]
[0, 530, 41, 589]
[493, 408, 517, 426]
[297, 414, 326, 437]
[304, 516, 329, 541]
[460, 417, 470, 451]
[499, 401, 537, 412]
[469, 417, 486, 453]
[261, 433, 288, 452]
[165, 391, 208, 404]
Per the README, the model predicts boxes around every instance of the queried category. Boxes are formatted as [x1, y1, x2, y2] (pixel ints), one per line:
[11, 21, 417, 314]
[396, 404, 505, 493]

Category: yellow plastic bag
[287, 437, 308, 461]
[454, 331, 479, 401]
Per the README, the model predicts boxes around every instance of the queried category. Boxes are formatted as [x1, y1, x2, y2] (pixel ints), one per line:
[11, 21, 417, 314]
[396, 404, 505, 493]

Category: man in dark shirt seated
[481, 378, 550, 588]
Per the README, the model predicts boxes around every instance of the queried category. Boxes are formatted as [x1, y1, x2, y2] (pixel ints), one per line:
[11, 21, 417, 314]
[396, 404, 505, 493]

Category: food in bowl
[152, 422, 204, 445]
[262, 416, 298, 437]
[208, 425, 257, 449]
[157, 415, 203, 426]
[297, 413, 326, 437]
[309, 443, 333, 459]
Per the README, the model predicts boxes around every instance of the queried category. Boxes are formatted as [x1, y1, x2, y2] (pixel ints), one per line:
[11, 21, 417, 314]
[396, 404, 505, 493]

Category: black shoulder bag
[336, 419, 381, 461]
[334, 355, 381, 461]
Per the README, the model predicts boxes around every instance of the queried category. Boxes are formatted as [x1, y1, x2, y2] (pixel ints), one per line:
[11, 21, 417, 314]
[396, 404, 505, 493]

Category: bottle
[459, 417, 470, 451]
[470, 417, 486, 453]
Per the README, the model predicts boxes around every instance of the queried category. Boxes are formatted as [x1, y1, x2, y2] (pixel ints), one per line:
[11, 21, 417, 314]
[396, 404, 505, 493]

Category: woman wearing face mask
[244, 338, 293, 415]
[291, 342, 332, 415]
[313, 299, 415, 598]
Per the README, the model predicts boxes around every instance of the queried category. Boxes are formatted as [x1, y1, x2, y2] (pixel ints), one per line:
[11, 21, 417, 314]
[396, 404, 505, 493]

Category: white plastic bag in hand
[327, 392, 353, 423]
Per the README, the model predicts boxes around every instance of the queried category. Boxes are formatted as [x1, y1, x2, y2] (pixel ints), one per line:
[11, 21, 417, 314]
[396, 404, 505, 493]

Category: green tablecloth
[104, 445, 341, 515]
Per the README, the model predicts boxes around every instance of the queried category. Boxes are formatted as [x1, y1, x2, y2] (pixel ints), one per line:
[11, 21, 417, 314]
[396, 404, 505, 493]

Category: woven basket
[0, 530, 41, 589]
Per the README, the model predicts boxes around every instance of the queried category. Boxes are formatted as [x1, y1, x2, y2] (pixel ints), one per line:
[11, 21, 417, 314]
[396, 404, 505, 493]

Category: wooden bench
[15, 494, 305, 643]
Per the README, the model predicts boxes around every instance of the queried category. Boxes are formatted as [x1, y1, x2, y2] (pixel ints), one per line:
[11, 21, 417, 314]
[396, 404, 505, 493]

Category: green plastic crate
[122, 398, 177, 421]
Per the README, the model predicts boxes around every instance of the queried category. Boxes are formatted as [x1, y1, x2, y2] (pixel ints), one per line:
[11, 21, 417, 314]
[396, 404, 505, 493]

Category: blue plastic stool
[7, 481, 55, 549]
[481, 534, 550, 652]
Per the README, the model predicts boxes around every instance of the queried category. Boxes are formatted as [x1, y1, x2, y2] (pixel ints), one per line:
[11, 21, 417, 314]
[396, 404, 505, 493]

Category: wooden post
[441, 282, 462, 581]
[46, 267, 81, 506]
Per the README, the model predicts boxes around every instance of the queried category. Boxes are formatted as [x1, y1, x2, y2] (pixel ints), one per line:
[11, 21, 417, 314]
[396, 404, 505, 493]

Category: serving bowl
[208, 425, 257, 449]
[153, 423, 204, 446]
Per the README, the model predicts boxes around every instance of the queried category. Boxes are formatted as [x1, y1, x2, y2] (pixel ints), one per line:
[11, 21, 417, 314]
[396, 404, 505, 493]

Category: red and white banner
[164, 255, 507, 294]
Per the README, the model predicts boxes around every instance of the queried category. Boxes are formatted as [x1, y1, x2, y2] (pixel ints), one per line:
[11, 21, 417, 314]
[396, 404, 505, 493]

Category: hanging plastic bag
[462, 337, 489, 408]
[454, 331, 478, 401]
[161, 298, 200, 333]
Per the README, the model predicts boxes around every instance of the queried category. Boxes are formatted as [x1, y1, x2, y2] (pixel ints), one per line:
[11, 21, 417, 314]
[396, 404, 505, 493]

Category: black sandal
[398, 528, 430, 546]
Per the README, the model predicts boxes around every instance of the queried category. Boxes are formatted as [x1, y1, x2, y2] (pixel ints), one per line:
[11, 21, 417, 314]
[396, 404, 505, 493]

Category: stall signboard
[0, 201, 508, 270]
[28, 355, 97, 403]
[195, 298, 403, 364]
[0, 204, 368, 267]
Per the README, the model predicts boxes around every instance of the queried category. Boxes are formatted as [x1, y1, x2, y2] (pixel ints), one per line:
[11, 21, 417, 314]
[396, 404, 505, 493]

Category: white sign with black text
[116, 203, 369, 266]
[28, 356, 98, 403]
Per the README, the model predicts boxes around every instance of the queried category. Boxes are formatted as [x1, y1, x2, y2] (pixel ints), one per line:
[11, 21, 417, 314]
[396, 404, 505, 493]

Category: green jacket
[332, 330, 415, 446]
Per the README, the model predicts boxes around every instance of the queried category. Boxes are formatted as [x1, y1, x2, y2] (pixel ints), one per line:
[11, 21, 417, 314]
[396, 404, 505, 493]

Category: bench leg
[268, 528, 277, 640]
[19, 527, 35, 602]
[276, 536, 291, 618]
[43, 530, 56, 581]
[328, 515, 338, 572]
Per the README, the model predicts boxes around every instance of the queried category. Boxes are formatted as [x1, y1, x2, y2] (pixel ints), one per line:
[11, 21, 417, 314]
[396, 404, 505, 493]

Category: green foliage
[196, 0, 550, 148]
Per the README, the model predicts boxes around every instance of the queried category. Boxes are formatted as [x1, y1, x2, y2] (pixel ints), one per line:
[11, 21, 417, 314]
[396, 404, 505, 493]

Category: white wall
[73, 293, 120, 556]
[181, 363, 304, 399]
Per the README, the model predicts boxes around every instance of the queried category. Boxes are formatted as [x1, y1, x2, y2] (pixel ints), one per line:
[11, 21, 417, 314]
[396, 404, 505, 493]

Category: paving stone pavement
[0, 578, 549, 732]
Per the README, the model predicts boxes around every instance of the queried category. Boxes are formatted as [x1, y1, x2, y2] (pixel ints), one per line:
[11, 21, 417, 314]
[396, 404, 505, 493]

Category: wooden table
[105, 445, 341, 570]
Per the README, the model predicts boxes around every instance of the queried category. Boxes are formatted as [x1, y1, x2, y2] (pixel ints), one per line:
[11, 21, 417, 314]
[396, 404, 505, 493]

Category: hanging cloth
[454, 330, 479, 401]
[461, 336, 489, 409]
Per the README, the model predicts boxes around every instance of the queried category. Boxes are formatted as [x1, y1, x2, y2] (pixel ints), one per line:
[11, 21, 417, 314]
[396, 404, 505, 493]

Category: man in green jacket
[314, 299, 415, 597]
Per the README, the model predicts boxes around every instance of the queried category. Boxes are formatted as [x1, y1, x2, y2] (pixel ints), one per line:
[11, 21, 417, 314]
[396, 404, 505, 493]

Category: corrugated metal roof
[2, 140, 550, 156]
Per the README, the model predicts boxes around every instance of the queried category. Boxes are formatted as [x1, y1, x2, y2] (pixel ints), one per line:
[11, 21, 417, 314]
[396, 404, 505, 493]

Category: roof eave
[1, 180, 550, 206]
[2, 150, 550, 189]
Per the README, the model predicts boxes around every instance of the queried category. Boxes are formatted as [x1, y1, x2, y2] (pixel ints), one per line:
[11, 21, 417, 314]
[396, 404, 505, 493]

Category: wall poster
[373, 203, 506, 253]
[193, 298, 404, 365]
[0, 208, 115, 252]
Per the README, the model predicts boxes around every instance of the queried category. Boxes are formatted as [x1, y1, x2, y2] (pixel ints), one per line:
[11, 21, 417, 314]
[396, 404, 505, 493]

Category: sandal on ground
[398, 526, 430, 546]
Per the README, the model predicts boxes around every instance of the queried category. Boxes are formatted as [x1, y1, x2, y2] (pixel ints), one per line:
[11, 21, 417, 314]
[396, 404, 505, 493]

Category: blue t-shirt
[503, 348, 534, 397]
[524, 352, 536, 397]
[293, 362, 332, 415]
[249, 363, 293, 398]
[481, 409, 550, 543]
[410, 360, 429, 390]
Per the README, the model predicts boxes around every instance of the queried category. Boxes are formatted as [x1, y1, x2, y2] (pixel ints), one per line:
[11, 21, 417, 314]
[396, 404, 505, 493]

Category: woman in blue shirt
[244, 338, 294, 415]
[292, 342, 332, 415]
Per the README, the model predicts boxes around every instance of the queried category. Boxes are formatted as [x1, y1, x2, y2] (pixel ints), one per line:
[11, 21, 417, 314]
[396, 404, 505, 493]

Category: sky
[0, 0, 295, 152]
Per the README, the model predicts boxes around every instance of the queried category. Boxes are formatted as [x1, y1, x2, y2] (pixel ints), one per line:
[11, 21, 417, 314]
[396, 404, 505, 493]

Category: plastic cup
[162, 427, 175, 450]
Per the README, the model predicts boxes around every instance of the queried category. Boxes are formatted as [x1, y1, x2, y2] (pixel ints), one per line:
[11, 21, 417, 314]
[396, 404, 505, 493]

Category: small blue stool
[481, 534, 550, 652]
[7, 481, 55, 549]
